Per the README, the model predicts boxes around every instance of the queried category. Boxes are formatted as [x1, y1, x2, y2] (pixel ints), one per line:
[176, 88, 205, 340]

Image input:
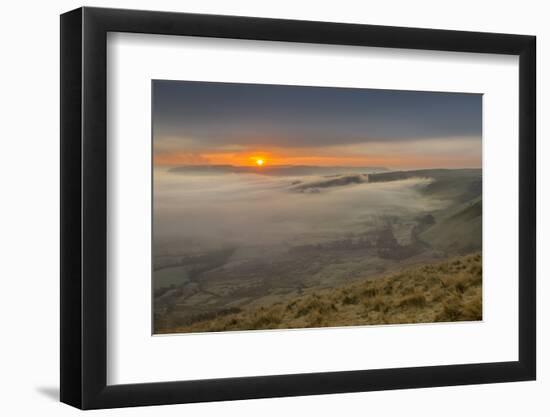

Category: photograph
[152, 81, 483, 334]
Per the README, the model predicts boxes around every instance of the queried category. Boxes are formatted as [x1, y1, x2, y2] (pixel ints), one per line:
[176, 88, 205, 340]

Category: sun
[256, 159, 264, 166]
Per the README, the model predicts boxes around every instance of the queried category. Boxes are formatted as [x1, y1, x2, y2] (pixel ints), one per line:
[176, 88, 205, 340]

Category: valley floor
[156, 252, 482, 334]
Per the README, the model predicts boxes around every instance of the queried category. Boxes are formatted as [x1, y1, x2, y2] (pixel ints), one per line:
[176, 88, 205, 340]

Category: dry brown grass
[159, 253, 482, 333]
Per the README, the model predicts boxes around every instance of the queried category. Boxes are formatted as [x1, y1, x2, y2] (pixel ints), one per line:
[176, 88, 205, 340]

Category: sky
[152, 80, 482, 169]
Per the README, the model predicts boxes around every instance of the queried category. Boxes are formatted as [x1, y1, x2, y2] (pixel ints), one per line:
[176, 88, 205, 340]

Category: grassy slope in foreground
[158, 253, 482, 334]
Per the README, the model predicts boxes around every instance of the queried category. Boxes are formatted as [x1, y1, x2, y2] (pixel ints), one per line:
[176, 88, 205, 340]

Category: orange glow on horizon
[153, 149, 481, 170]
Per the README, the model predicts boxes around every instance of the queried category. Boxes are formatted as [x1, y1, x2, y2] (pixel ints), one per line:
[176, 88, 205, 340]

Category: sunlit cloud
[153, 135, 481, 169]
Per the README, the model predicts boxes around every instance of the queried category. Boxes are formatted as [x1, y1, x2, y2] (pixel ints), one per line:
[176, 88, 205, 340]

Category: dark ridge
[168, 165, 388, 177]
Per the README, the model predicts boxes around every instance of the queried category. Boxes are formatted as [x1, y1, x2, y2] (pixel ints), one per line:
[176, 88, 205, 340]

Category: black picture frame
[60, 6, 536, 410]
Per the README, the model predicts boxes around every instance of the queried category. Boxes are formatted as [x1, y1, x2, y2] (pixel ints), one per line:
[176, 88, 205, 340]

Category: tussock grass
[160, 253, 482, 333]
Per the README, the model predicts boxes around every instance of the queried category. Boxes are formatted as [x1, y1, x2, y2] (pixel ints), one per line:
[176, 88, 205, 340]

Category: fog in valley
[153, 166, 482, 333]
[154, 169, 443, 257]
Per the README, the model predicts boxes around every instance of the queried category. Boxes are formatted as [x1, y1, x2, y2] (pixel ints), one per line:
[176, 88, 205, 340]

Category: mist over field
[153, 169, 443, 254]
[153, 166, 482, 333]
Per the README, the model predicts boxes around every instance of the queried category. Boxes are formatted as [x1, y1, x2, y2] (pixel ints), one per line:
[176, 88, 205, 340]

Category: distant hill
[156, 253, 482, 334]
[368, 168, 481, 182]
[168, 165, 388, 177]
[289, 174, 368, 192]
[368, 168, 482, 203]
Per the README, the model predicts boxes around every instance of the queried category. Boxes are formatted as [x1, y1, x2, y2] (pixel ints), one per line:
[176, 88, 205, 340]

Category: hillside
[290, 173, 368, 192]
[368, 168, 482, 203]
[157, 253, 482, 334]
[420, 199, 482, 253]
[366, 168, 482, 254]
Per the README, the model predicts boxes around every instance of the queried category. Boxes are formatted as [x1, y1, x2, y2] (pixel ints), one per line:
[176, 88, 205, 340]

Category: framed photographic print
[60, 7, 536, 409]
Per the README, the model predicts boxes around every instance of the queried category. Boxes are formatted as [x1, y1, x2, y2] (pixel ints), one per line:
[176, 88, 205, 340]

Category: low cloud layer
[153, 170, 446, 255]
